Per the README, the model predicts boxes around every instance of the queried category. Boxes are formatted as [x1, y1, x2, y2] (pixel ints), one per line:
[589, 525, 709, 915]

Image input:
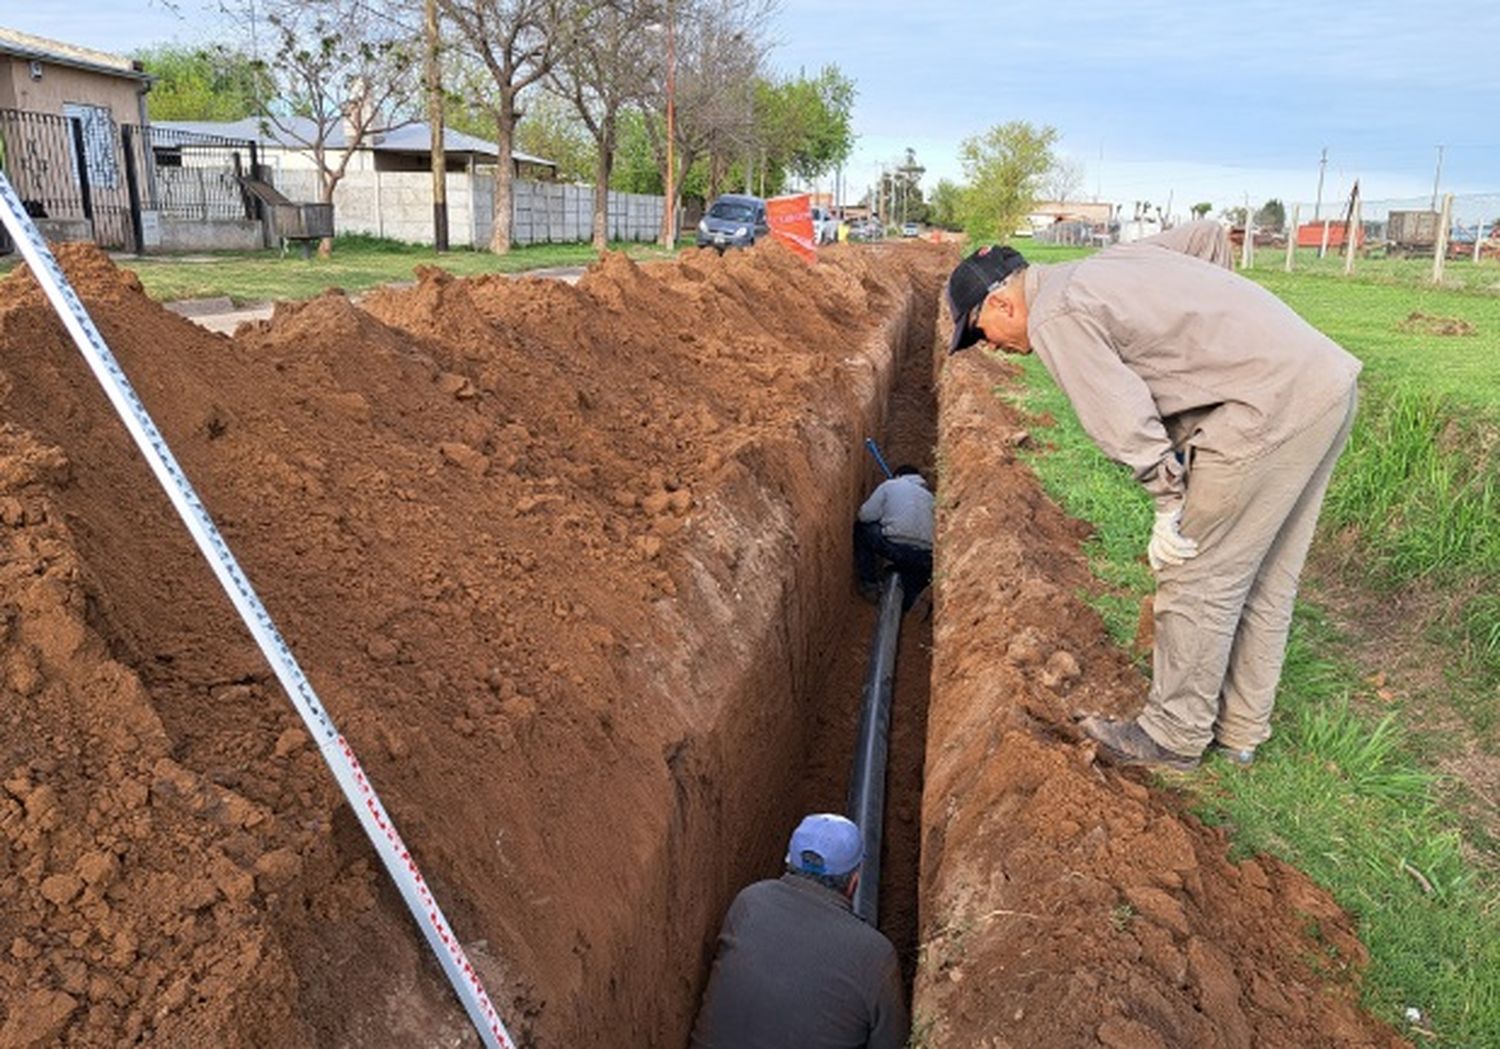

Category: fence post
[1318, 219, 1331, 259]
[1284, 203, 1299, 272]
[68, 117, 94, 224]
[1431, 193, 1453, 283]
[121, 124, 144, 254]
[1474, 221, 1484, 265]
[1344, 194, 1361, 276]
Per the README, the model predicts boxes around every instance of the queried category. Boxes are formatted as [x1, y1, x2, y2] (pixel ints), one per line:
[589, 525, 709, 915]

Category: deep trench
[798, 315, 936, 990]
[736, 280, 938, 998]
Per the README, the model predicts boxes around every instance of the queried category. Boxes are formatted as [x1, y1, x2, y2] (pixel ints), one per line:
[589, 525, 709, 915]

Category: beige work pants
[1138, 387, 1358, 756]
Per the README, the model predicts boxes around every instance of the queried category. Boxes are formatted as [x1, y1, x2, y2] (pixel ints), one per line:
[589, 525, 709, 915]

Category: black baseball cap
[945, 244, 1029, 353]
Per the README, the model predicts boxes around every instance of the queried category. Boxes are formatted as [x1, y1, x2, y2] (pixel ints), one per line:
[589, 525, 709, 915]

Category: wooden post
[1319, 219, 1331, 259]
[1432, 192, 1453, 283]
[1240, 195, 1253, 270]
[425, 0, 448, 252]
[1284, 203, 1300, 272]
[1344, 194, 1361, 276]
[1474, 221, 1484, 265]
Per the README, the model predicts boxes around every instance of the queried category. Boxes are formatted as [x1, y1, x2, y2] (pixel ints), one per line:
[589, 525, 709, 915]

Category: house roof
[0, 26, 151, 82]
[153, 117, 555, 168]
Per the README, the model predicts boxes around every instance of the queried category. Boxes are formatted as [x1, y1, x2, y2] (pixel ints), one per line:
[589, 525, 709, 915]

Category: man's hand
[1147, 508, 1199, 570]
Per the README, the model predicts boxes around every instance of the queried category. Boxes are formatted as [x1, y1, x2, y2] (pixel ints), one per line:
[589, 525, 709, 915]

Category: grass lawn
[0, 233, 683, 304]
[995, 249, 1500, 1046]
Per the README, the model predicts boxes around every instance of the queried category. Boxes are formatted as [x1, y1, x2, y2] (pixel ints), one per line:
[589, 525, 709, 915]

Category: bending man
[945, 223, 1360, 771]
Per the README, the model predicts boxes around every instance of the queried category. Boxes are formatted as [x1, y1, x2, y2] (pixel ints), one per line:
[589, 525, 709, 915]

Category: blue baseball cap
[786, 813, 863, 876]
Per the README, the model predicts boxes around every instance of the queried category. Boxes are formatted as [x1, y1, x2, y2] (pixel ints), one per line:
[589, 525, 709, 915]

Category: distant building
[155, 117, 557, 184]
[1025, 199, 1114, 231]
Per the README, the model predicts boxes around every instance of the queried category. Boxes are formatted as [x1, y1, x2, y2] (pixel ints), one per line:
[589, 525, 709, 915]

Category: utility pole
[424, 0, 448, 252]
[659, 0, 676, 249]
[1430, 144, 1445, 211]
[1313, 146, 1327, 221]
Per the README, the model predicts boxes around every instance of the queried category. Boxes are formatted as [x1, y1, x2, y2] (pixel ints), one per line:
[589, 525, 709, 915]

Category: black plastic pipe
[848, 571, 904, 925]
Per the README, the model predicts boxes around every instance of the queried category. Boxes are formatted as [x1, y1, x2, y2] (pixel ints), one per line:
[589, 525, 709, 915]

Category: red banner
[766, 193, 817, 264]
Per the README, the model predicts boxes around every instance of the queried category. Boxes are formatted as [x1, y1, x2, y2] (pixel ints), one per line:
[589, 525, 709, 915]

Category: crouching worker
[689, 813, 909, 1049]
[854, 466, 934, 612]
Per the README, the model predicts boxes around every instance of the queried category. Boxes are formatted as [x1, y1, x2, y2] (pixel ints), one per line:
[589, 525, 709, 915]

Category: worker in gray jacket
[854, 466, 934, 611]
[689, 813, 908, 1049]
[945, 222, 1360, 771]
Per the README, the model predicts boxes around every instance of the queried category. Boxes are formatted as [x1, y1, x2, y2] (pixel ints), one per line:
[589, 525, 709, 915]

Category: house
[0, 27, 155, 246]
[1024, 199, 1114, 230]
[0, 26, 151, 128]
[154, 117, 558, 183]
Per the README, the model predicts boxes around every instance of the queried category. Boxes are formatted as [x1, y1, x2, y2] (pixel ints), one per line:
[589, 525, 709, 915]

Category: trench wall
[915, 343, 1410, 1047]
[0, 241, 949, 1047]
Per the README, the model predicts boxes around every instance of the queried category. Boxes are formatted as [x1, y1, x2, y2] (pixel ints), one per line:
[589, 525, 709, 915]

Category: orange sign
[766, 193, 817, 264]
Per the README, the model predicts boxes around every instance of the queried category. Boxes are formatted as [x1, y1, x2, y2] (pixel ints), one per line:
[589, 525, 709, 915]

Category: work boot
[1212, 742, 1256, 766]
[1078, 716, 1200, 773]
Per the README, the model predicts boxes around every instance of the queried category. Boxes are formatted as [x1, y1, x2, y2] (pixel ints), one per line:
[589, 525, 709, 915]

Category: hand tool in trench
[865, 436, 894, 480]
[0, 171, 517, 1049]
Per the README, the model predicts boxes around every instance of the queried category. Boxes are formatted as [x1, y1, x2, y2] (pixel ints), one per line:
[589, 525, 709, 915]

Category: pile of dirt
[915, 348, 1409, 1048]
[1396, 311, 1476, 337]
[0, 239, 951, 1046]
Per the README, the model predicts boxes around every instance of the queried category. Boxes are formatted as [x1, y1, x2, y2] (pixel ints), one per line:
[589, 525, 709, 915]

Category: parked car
[696, 194, 769, 250]
[901, 221, 920, 237]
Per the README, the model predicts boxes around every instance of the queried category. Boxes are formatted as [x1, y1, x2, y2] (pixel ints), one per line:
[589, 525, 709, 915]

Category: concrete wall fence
[272, 167, 670, 248]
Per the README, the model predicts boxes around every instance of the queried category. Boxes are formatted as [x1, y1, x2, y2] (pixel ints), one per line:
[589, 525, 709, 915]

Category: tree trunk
[707, 151, 727, 200]
[490, 94, 516, 255]
[318, 174, 336, 258]
[592, 132, 613, 254]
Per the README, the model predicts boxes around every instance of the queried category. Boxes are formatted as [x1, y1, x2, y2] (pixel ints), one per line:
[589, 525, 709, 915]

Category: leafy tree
[224, 0, 420, 256]
[514, 90, 597, 183]
[136, 46, 269, 121]
[927, 178, 963, 231]
[1254, 197, 1286, 231]
[956, 120, 1057, 242]
[755, 65, 854, 187]
[1219, 205, 1249, 225]
[1191, 201, 1212, 219]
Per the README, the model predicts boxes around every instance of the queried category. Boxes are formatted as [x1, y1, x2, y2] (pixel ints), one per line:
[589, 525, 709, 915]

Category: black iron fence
[144, 124, 260, 223]
[0, 107, 257, 252]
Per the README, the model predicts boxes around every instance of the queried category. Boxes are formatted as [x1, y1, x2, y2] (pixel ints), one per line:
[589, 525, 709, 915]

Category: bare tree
[637, 0, 774, 238]
[550, 1, 656, 252]
[1042, 155, 1085, 205]
[233, 0, 420, 256]
[438, 0, 570, 253]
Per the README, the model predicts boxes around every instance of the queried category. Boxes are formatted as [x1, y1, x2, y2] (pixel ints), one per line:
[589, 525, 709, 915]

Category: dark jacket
[689, 873, 908, 1049]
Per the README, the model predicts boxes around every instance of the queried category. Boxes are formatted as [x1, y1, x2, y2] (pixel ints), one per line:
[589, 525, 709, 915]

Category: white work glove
[1147, 507, 1199, 571]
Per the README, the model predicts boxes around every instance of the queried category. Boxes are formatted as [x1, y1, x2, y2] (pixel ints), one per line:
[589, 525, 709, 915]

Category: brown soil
[0, 239, 949, 1047]
[0, 233, 1410, 1049]
[914, 347, 1410, 1048]
[1396, 311, 1477, 336]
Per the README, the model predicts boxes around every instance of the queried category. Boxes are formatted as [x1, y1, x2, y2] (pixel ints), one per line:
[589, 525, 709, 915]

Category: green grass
[103, 233, 681, 304]
[1248, 244, 1500, 297]
[1004, 343, 1500, 1046]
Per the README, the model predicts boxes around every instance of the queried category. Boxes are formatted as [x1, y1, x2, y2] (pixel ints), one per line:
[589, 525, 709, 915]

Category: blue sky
[7, 0, 1499, 218]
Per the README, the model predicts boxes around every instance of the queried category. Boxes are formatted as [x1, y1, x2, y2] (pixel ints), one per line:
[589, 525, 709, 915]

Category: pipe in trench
[847, 570, 904, 926]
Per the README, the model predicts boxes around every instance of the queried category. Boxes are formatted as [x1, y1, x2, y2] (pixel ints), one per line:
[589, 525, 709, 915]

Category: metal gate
[0, 107, 134, 249]
[0, 108, 258, 253]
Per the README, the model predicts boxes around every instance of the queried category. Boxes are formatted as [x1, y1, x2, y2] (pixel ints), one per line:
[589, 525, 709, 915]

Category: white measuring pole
[0, 172, 514, 1049]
